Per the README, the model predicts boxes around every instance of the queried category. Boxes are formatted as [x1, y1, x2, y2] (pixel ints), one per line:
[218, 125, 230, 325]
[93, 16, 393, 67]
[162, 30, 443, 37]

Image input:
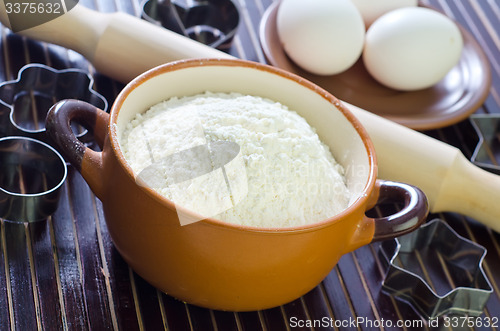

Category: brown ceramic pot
[46, 59, 428, 311]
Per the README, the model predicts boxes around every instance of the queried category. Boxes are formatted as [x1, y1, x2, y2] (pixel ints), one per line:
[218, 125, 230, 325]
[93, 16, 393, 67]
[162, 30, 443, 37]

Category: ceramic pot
[46, 58, 428, 311]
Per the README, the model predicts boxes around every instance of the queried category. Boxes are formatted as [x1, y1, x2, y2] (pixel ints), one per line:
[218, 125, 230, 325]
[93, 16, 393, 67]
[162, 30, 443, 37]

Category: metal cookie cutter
[379, 219, 493, 319]
[470, 114, 500, 175]
[0, 136, 67, 222]
[141, 0, 240, 50]
[0, 63, 108, 144]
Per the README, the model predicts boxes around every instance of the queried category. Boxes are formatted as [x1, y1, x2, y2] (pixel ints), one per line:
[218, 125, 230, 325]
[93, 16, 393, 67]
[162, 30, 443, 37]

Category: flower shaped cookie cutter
[0, 63, 108, 144]
[141, 0, 240, 51]
[379, 219, 493, 319]
[0, 64, 106, 221]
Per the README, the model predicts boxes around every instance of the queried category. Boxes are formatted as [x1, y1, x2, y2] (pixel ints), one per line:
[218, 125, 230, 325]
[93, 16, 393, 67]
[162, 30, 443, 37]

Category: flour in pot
[120, 92, 349, 227]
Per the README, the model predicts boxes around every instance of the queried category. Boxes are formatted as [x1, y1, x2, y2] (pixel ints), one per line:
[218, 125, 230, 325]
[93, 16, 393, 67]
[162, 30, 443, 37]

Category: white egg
[349, 0, 418, 27]
[363, 7, 463, 91]
[277, 0, 365, 76]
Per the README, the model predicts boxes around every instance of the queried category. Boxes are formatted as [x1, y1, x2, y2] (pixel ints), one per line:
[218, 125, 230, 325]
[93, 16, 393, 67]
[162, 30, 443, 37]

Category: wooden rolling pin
[1, 3, 499, 232]
[344, 102, 500, 233]
[0, 3, 233, 83]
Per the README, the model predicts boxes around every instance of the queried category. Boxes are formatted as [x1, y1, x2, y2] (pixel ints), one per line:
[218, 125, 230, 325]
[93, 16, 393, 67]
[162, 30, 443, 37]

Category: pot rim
[109, 58, 377, 233]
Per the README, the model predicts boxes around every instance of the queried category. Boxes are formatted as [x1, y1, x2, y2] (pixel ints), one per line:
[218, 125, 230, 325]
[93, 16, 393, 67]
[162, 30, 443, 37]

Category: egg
[349, 0, 418, 27]
[277, 0, 365, 76]
[363, 7, 463, 91]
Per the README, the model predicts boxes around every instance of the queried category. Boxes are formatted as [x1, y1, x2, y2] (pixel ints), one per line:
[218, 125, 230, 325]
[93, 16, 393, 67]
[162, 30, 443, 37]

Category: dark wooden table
[0, 0, 499, 330]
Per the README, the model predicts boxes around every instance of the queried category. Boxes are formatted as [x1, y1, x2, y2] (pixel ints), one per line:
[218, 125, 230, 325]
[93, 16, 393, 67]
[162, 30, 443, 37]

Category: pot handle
[346, 180, 428, 253]
[46, 99, 109, 199]
[370, 180, 428, 241]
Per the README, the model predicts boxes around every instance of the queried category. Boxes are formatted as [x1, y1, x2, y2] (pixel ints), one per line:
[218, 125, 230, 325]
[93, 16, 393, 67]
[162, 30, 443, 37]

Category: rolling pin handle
[434, 153, 500, 232]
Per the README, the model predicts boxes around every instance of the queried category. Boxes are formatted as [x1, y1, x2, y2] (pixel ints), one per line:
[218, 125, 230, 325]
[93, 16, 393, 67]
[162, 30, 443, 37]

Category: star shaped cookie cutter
[379, 219, 493, 319]
[470, 114, 500, 175]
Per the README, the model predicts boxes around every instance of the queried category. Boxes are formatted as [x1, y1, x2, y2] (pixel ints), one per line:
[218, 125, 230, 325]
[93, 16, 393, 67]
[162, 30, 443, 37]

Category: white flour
[121, 92, 349, 227]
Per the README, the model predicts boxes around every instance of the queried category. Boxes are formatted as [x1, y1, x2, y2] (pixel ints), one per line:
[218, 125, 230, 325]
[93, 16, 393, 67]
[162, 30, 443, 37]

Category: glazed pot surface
[46, 59, 428, 311]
